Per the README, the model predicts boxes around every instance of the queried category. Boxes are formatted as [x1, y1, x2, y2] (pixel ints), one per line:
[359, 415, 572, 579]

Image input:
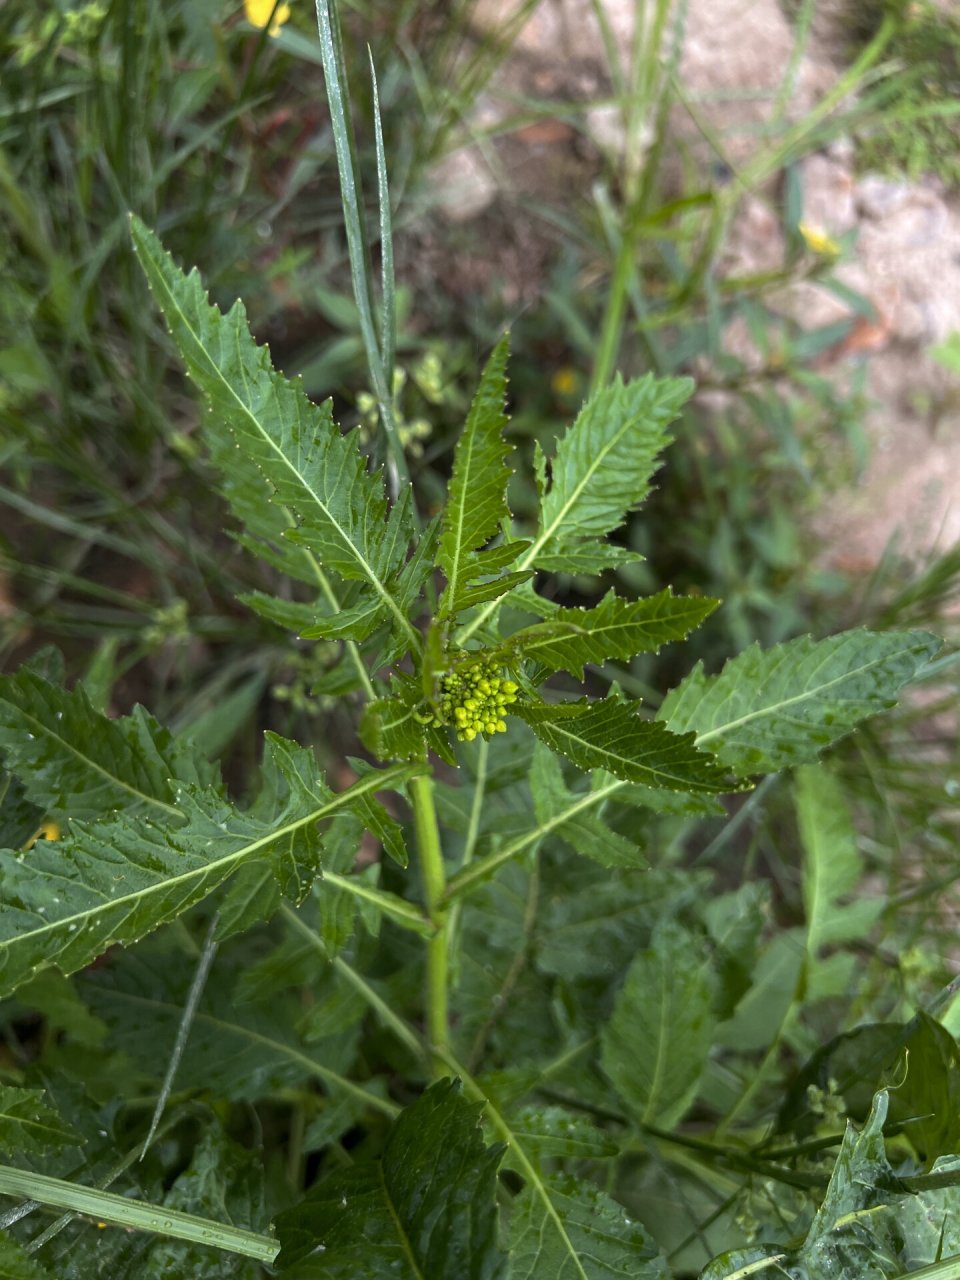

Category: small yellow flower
[551, 367, 578, 397]
[798, 222, 840, 257]
[244, 0, 291, 37]
[25, 821, 60, 850]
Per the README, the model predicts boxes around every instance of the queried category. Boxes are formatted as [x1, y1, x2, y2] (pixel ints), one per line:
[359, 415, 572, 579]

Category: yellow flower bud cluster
[435, 659, 519, 742]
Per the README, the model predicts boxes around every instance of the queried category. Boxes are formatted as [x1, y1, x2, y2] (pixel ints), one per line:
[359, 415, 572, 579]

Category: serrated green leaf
[0, 1235, 56, 1280]
[438, 336, 516, 619]
[240, 590, 381, 645]
[536, 373, 691, 554]
[360, 677, 456, 766]
[529, 745, 646, 868]
[0, 740, 419, 997]
[0, 1086, 82, 1157]
[532, 544, 642, 575]
[130, 216, 420, 656]
[515, 697, 732, 793]
[452, 569, 534, 614]
[659, 628, 941, 773]
[456, 373, 692, 645]
[508, 1172, 667, 1280]
[0, 668, 213, 822]
[601, 920, 718, 1128]
[503, 589, 718, 678]
[275, 1079, 507, 1278]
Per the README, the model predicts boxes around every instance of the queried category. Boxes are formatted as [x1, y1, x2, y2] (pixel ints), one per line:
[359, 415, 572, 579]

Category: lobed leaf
[659, 628, 941, 773]
[0, 738, 419, 998]
[130, 216, 420, 655]
[455, 372, 693, 644]
[275, 1079, 506, 1278]
[0, 668, 214, 822]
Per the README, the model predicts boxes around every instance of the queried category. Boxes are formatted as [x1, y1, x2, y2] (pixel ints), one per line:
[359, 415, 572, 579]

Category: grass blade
[0, 1164, 279, 1263]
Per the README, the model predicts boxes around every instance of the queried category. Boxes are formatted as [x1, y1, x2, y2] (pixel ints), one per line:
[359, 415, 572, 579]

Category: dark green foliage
[275, 1081, 506, 1278]
[0, 4, 956, 1276]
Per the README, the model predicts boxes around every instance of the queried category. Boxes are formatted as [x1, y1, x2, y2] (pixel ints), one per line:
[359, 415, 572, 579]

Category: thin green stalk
[445, 778, 626, 901]
[140, 911, 220, 1157]
[279, 903, 426, 1062]
[314, 0, 410, 498]
[590, 223, 634, 395]
[321, 868, 435, 937]
[0, 1164, 278, 1264]
[446, 736, 488, 980]
[410, 773, 448, 1074]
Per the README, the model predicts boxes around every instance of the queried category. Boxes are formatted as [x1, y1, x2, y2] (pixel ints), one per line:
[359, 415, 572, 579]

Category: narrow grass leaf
[0, 1165, 277, 1264]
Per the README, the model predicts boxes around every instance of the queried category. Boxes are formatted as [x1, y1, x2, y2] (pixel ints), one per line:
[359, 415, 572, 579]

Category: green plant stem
[321, 868, 435, 936]
[0, 1164, 279, 1263]
[590, 222, 633, 394]
[446, 735, 487, 980]
[411, 772, 448, 1075]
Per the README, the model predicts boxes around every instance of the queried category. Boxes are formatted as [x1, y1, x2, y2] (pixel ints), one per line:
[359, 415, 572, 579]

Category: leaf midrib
[440, 411, 480, 621]
[377, 1160, 427, 1280]
[540, 717, 708, 789]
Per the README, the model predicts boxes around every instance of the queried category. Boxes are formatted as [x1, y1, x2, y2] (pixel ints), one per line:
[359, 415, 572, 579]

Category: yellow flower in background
[25, 820, 60, 850]
[244, 0, 290, 36]
[799, 222, 840, 257]
[551, 367, 578, 396]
